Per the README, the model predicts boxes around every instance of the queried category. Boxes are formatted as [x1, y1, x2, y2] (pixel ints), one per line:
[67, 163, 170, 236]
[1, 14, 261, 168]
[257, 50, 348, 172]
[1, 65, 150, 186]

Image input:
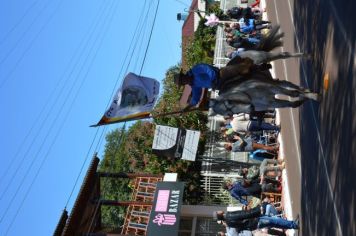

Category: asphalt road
[266, 0, 356, 235]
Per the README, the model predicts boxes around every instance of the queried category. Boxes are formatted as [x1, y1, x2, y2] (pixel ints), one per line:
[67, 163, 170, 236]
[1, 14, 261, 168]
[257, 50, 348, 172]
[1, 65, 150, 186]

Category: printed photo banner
[152, 125, 200, 161]
[93, 72, 160, 126]
[147, 182, 184, 236]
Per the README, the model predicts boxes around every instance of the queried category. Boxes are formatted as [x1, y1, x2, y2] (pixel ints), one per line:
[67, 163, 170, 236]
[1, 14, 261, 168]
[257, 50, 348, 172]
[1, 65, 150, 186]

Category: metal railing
[199, 0, 252, 206]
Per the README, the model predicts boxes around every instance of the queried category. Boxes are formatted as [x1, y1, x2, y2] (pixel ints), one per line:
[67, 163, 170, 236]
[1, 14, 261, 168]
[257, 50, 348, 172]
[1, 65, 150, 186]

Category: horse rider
[174, 61, 271, 111]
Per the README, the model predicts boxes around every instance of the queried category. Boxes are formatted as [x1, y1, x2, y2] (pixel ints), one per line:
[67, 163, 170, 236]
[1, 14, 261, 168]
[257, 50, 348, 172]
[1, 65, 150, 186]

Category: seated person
[225, 6, 263, 20]
[237, 166, 260, 180]
[259, 159, 285, 178]
[214, 208, 261, 227]
[261, 196, 283, 217]
[224, 137, 279, 153]
[222, 179, 261, 205]
[235, 19, 271, 34]
[214, 210, 299, 231]
[229, 115, 280, 133]
[226, 36, 259, 50]
[249, 149, 276, 161]
[261, 176, 282, 193]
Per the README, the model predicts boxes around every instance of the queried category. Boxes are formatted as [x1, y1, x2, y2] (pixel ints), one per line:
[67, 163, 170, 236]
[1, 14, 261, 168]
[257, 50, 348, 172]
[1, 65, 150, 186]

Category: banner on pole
[152, 125, 200, 161]
[93, 73, 160, 126]
[147, 182, 184, 236]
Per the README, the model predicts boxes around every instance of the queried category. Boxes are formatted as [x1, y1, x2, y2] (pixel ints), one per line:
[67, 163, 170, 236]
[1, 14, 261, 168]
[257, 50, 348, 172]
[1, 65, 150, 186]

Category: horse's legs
[271, 85, 301, 97]
[265, 51, 304, 63]
[274, 80, 319, 101]
[275, 80, 304, 91]
[238, 51, 304, 65]
[270, 98, 305, 108]
[299, 92, 320, 101]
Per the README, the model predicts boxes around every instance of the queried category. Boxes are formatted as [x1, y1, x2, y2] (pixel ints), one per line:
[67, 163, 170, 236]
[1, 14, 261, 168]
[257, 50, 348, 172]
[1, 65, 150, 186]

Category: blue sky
[0, 0, 190, 235]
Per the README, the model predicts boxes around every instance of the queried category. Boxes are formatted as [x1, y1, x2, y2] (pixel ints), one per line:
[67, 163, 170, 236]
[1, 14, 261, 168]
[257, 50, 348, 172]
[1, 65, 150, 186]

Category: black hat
[174, 71, 185, 87]
[212, 211, 225, 221]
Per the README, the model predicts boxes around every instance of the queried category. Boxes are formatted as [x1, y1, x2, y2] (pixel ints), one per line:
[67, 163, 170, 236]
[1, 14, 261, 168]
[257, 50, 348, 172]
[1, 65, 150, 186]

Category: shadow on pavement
[293, 0, 356, 235]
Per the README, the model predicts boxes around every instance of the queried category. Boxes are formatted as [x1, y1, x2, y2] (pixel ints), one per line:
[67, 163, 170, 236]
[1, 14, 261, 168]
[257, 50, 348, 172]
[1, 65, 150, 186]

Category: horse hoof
[292, 100, 304, 108]
[304, 53, 312, 60]
[304, 92, 320, 101]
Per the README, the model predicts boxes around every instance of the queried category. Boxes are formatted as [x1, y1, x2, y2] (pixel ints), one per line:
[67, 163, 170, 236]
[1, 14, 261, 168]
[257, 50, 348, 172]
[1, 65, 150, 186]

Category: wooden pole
[150, 107, 201, 118]
[91, 107, 202, 127]
[96, 200, 153, 207]
[97, 172, 163, 178]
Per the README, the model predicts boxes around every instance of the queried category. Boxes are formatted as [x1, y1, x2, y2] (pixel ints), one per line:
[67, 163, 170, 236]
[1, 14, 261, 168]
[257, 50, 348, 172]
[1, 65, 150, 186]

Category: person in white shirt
[230, 114, 280, 133]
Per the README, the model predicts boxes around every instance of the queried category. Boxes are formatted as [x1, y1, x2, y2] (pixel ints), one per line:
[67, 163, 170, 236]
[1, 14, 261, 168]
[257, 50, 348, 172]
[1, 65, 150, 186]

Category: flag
[93, 72, 160, 126]
[204, 13, 220, 27]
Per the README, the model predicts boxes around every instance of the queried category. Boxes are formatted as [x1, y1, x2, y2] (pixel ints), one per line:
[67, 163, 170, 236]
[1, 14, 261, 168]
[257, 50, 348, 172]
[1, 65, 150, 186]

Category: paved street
[266, 0, 356, 235]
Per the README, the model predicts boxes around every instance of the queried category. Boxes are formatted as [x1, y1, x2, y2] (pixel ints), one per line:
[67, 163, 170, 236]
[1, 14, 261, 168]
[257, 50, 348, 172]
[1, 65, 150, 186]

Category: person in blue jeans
[222, 179, 261, 206]
[261, 196, 283, 217]
[214, 210, 299, 230]
[237, 18, 271, 34]
[258, 215, 299, 230]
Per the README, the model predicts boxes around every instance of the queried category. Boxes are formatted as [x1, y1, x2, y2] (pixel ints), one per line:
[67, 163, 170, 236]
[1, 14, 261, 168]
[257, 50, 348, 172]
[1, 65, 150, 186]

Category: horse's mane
[257, 25, 284, 52]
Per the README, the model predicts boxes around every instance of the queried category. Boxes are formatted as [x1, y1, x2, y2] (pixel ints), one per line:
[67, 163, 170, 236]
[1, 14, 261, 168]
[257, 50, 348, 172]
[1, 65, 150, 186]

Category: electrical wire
[0, 0, 51, 66]
[102, 0, 149, 112]
[139, 0, 161, 75]
[0, 0, 108, 188]
[2, 0, 120, 233]
[0, 0, 114, 220]
[132, 0, 153, 72]
[86, 0, 165, 233]
[0, 0, 110, 201]
[0, 0, 61, 89]
[0, 0, 39, 46]
[173, 0, 190, 7]
[64, 0, 151, 220]
[3, 0, 162, 232]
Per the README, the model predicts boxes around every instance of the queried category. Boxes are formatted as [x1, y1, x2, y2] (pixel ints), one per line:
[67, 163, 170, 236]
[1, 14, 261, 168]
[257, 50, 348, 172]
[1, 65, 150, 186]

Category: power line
[0, 0, 55, 89]
[65, 128, 101, 208]
[139, 0, 161, 75]
[0, 0, 110, 201]
[0, 0, 39, 46]
[85, 1, 162, 233]
[0, 0, 115, 223]
[64, 0, 152, 216]
[2, 0, 120, 232]
[62, 0, 121, 209]
[0, 0, 51, 65]
[173, 0, 190, 7]
[0, 0, 108, 188]
[87, 7, 152, 215]
[0, 0, 63, 89]
[132, 5, 151, 72]
[102, 0, 149, 112]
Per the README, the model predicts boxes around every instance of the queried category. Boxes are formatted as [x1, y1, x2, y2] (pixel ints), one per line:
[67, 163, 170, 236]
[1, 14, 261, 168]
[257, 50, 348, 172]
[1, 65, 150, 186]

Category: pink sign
[152, 214, 176, 226]
[155, 190, 170, 212]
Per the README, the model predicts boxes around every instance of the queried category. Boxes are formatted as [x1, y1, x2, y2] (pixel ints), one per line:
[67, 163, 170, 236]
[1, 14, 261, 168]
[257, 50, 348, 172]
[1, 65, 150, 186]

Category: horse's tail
[257, 25, 284, 52]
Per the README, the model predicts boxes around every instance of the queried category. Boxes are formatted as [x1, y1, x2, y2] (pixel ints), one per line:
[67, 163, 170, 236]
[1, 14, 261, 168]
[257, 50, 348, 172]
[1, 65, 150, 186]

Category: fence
[199, 0, 254, 206]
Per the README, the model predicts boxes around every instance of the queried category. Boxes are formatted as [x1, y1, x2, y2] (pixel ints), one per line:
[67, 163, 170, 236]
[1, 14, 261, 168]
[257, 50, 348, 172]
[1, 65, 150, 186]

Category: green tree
[98, 1, 220, 223]
[99, 127, 132, 227]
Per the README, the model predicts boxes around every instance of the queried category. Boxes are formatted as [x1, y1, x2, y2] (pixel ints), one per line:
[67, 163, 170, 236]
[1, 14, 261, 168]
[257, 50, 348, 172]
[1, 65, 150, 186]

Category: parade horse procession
[174, 0, 319, 235]
[175, 10, 320, 116]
